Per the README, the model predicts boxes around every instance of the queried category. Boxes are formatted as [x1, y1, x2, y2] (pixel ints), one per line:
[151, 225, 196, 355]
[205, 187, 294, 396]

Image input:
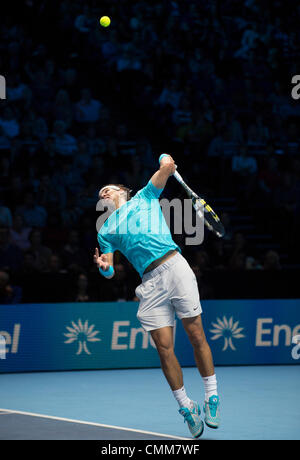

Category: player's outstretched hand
[93, 248, 110, 271]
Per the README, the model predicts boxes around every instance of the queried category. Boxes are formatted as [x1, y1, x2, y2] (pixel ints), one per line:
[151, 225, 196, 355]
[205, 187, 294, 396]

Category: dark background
[0, 0, 299, 304]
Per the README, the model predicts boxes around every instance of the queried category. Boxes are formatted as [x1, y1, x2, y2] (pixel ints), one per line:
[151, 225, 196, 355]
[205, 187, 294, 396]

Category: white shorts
[135, 252, 202, 332]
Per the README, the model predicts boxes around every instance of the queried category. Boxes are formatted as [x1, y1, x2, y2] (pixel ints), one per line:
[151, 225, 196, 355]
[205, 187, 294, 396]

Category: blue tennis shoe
[203, 395, 220, 428]
[179, 401, 204, 438]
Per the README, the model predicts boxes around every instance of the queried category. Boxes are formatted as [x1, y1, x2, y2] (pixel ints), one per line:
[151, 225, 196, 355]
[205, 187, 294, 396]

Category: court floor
[0, 365, 299, 440]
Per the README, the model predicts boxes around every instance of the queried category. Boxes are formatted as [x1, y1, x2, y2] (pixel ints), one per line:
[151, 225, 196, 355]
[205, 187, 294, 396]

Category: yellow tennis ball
[100, 16, 111, 27]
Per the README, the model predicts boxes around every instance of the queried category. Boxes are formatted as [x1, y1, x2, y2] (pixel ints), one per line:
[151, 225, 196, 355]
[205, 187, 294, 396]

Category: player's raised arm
[150, 154, 176, 190]
[93, 248, 114, 279]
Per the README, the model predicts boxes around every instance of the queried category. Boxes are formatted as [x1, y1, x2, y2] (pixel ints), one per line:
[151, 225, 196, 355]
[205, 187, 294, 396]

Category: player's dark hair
[118, 184, 132, 201]
[101, 184, 132, 201]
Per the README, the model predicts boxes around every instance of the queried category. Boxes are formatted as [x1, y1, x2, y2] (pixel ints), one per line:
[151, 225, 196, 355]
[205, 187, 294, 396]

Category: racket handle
[173, 169, 197, 198]
[173, 170, 183, 182]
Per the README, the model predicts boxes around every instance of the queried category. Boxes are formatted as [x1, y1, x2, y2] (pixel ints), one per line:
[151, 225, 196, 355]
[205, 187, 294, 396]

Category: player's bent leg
[150, 326, 204, 438]
[181, 315, 215, 377]
[150, 326, 182, 390]
[182, 315, 220, 429]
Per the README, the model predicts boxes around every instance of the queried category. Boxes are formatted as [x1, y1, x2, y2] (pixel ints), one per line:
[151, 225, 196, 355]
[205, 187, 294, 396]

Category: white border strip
[0, 408, 191, 440]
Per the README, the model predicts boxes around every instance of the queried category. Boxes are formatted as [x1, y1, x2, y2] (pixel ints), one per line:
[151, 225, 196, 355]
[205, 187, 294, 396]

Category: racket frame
[173, 170, 225, 238]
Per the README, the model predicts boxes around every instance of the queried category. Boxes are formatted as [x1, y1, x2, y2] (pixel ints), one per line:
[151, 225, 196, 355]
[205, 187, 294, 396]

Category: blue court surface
[0, 365, 299, 440]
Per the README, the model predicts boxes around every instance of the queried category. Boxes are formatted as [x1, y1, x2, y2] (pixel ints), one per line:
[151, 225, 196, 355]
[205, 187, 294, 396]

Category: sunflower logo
[210, 316, 245, 351]
[63, 319, 101, 355]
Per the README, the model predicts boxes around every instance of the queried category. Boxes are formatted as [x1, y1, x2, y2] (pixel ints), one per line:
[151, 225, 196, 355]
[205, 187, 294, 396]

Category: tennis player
[94, 154, 220, 438]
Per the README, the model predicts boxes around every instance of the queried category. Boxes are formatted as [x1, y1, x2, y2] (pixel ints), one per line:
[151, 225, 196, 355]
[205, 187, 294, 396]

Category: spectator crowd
[0, 0, 299, 303]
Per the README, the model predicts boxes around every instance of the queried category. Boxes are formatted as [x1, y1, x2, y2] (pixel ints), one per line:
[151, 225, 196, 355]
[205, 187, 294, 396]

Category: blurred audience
[0, 270, 22, 304]
[28, 229, 52, 272]
[72, 272, 94, 302]
[9, 214, 31, 251]
[263, 250, 282, 270]
[0, 0, 298, 302]
[0, 227, 23, 272]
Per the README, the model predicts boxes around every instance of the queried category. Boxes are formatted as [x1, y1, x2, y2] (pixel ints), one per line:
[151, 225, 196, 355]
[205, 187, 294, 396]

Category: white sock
[203, 374, 218, 402]
[172, 386, 192, 409]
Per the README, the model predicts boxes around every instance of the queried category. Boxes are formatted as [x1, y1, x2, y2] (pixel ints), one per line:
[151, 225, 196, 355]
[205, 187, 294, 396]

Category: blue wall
[0, 299, 299, 372]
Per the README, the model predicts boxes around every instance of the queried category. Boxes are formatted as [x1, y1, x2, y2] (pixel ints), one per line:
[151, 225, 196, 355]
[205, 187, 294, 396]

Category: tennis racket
[159, 155, 225, 238]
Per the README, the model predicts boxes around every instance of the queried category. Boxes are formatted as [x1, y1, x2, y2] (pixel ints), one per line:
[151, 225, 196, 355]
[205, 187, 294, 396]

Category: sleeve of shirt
[136, 180, 163, 200]
[97, 232, 114, 254]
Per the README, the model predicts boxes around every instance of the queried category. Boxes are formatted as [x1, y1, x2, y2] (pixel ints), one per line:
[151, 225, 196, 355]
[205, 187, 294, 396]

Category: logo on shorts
[63, 319, 101, 355]
[210, 316, 245, 351]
